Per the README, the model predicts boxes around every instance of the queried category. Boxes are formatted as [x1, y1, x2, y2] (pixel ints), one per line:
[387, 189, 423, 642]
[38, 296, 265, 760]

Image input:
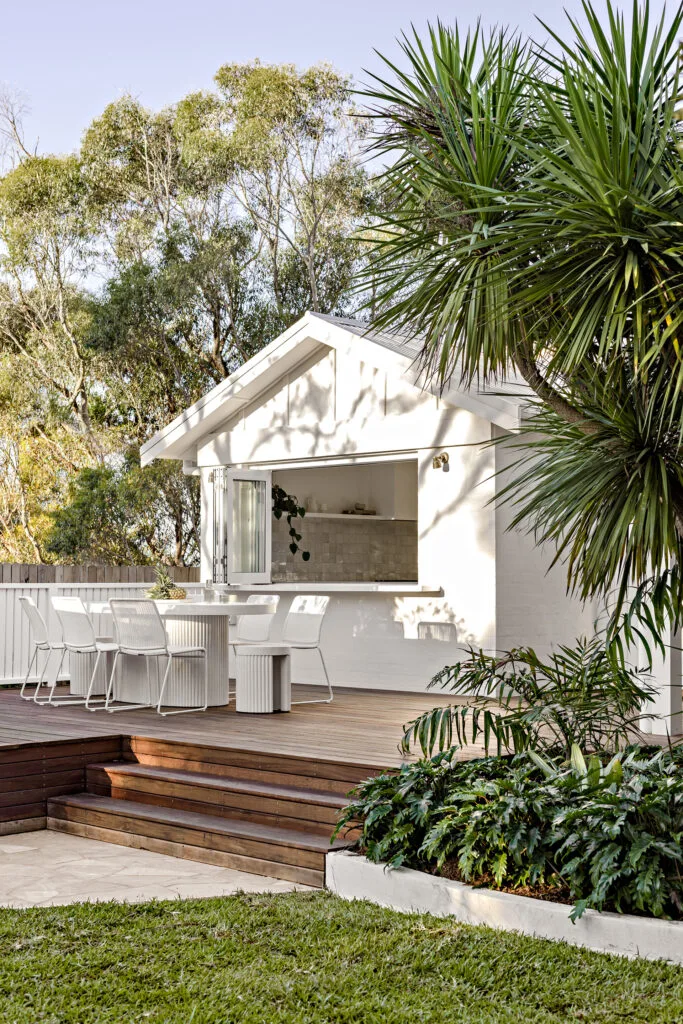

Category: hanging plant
[272, 485, 310, 560]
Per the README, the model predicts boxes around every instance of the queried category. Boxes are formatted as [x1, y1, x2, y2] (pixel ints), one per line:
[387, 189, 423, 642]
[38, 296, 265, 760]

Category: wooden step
[48, 793, 348, 887]
[86, 762, 348, 837]
[123, 737, 376, 796]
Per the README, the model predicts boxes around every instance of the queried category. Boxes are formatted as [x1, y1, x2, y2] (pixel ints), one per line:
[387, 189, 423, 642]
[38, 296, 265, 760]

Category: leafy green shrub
[420, 761, 561, 891]
[402, 638, 657, 759]
[335, 746, 683, 920]
[549, 748, 683, 920]
[335, 753, 552, 874]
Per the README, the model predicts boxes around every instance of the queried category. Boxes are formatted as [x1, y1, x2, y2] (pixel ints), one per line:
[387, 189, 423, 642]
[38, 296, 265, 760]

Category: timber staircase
[46, 737, 370, 887]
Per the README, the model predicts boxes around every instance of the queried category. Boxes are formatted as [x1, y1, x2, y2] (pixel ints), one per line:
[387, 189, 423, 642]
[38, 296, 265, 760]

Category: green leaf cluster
[401, 636, 656, 759]
[336, 744, 683, 920]
[272, 483, 310, 560]
[43, 454, 199, 566]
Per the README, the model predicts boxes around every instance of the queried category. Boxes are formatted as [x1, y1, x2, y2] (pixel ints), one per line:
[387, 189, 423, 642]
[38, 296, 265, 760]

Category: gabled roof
[140, 311, 529, 466]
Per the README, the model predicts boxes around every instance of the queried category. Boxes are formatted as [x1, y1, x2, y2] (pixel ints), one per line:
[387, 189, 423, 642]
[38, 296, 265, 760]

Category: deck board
[0, 686, 479, 768]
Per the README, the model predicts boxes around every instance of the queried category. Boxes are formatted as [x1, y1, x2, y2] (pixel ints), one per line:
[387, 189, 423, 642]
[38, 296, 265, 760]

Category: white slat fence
[0, 566, 200, 686]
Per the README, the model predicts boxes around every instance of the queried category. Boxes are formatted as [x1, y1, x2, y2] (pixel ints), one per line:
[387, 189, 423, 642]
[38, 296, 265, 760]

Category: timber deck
[0, 685, 482, 884]
[0, 685, 464, 767]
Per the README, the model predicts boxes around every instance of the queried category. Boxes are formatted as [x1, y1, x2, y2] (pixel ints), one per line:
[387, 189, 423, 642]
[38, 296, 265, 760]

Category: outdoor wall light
[432, 452, 450, 472]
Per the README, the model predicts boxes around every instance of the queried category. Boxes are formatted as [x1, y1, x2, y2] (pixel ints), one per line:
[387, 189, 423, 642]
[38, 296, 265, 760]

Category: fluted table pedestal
[114, 614, 230, 707]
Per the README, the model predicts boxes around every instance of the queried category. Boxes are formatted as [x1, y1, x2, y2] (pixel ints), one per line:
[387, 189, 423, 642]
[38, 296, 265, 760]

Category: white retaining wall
[327, 851, 683, 964]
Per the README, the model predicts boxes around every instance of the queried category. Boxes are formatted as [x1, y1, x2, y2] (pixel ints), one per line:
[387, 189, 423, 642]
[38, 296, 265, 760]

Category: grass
[0, 891, 682, 1023]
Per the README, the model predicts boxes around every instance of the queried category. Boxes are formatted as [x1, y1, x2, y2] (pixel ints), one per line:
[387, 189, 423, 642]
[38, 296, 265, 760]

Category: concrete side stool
[234, 644, 291, 713]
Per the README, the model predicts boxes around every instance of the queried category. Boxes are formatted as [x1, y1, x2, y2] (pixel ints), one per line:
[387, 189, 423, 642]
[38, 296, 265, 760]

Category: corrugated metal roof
[309, 312, 424, 359]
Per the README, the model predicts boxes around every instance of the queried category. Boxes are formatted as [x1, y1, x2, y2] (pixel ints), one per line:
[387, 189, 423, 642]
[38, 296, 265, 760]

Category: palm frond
[402, 638, 658, 758]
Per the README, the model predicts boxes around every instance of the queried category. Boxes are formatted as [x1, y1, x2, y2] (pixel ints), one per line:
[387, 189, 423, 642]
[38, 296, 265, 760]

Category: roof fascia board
[140, 316, 320, 465]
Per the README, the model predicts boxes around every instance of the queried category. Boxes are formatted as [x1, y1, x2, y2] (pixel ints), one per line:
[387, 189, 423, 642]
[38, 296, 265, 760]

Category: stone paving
[0, 831, 312, 908]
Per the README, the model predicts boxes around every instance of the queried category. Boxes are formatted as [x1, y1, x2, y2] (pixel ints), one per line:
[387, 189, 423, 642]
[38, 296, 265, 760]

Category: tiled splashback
[272, 516, 418, 582]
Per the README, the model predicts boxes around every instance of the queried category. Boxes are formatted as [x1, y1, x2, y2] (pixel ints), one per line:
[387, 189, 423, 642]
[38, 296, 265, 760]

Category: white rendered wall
[198, 346, 588, 690]
[494, 430, 600, 654]
[227, 589, 487, 693]
[198, 346, 500, 691]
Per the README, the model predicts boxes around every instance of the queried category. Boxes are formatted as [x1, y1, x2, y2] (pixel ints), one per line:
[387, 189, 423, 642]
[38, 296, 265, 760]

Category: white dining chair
[229, 594, 280, 698]
[50, 596, 118, 709]
[108, 599, 208, 716]
[18, 596, 66, 703]
[239, 595, 332, 705]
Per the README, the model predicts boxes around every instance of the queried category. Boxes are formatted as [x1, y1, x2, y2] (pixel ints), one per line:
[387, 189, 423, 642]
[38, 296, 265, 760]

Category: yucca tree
[365, 2, 683, 646]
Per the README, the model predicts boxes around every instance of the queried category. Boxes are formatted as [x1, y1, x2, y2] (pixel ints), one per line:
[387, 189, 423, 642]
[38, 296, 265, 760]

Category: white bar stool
[229, 594, 280, 701]
[234, 644, 291, 713]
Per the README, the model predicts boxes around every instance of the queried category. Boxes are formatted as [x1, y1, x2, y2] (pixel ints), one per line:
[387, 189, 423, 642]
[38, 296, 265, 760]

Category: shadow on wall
[339, 596, 480, 648]
[232, 350, 383, 463]
[418, 621, 459, 643]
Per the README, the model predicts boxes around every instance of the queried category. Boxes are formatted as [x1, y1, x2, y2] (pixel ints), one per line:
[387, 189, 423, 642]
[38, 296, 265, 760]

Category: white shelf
[303, 512, 417, 522]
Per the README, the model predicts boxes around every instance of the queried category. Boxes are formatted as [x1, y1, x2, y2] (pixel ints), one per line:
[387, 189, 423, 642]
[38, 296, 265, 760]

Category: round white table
[74, 599, 277, 707]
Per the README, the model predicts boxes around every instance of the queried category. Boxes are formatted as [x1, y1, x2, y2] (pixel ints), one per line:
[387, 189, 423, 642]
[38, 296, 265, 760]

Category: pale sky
[2, 0, 670, 156]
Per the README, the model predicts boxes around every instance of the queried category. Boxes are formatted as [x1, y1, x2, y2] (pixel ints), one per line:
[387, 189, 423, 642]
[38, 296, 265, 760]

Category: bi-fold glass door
[212, 468, 272, 584]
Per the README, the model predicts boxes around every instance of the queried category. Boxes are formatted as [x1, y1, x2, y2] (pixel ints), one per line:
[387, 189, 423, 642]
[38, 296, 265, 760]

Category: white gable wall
[198, 347, 480, 466]
[193, 344, 590, 691]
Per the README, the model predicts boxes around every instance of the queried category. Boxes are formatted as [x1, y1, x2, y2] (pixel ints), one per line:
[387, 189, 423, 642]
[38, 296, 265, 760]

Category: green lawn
[1, 891, 682, 1023]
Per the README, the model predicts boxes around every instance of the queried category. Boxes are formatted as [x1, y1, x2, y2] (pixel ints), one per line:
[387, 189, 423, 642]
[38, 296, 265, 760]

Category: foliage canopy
[365, 1, 683, 633]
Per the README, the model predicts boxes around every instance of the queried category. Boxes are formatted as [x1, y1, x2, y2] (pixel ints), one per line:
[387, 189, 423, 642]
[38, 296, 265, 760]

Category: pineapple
[146, 564, 187, 601]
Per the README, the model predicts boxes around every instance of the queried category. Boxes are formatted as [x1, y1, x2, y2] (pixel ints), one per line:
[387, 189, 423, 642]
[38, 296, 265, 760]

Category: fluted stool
[234, 644, 291, 713]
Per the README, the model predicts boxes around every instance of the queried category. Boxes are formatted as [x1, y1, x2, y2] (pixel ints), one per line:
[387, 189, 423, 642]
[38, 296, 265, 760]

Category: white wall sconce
[432, 452, 450, 472]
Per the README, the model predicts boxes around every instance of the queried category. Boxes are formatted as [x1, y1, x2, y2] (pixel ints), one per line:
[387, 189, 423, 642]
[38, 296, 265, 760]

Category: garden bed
[326, 850, 683, 964]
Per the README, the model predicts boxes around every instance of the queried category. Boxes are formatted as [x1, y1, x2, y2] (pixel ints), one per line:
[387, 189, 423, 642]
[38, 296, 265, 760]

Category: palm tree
[365, 1, 683, 648]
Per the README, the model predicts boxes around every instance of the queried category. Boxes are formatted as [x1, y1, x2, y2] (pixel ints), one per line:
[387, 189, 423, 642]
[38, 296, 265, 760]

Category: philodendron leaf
[527, 749, 555, 778]
[586, 755, 602, 790]
[570, 898, 590, 922]
[604, 755, 624, 786]
[571, 744, 587, 776]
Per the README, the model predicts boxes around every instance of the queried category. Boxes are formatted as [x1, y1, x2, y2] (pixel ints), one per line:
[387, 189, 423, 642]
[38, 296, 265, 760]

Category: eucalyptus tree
[215, 61, 371, 319]
[0, 152, 112, 560]
[45, 454, 200, 567]
[82, 65, 372, 390]
[0, 154, 103, 442]
[0, 61, 373, 564]
[81, 95, 261, 385]
[366, 1, 683, 641]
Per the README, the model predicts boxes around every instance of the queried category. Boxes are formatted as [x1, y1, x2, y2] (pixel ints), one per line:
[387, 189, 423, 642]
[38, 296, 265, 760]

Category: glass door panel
[226, 470, 272, 584]
[231, 478, 267, 574]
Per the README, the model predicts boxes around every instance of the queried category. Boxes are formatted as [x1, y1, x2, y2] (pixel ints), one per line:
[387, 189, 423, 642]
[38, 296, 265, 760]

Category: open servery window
[212, 468, 272, 584]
